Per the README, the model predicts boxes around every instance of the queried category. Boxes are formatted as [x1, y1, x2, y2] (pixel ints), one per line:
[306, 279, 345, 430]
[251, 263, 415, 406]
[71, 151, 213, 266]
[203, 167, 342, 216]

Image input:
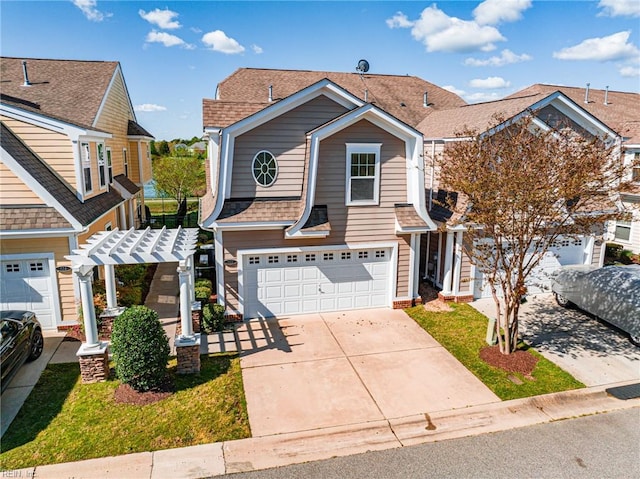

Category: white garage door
[475, 237, 586, 298]
[1, 258, 56, 329]
[242, 247, 392, 318]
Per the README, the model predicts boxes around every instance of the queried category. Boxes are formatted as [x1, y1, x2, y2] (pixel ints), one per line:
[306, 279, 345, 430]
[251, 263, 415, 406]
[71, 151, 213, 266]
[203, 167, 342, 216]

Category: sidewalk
[17, 381, 640, 479]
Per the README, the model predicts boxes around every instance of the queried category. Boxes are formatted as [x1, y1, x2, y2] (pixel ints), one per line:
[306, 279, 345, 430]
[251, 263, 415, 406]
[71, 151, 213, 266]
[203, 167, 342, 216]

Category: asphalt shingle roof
[0, 206, 71, 231]
[204, 68, 467, 128]
[0, 57, 120, 130]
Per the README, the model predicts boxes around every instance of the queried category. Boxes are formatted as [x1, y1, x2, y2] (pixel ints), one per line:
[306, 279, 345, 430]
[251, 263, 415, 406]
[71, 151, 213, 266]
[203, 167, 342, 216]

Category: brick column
[175, 334, 201, 374]
[98, 306, 126, 340]
[77, 342, 110, 383]
[191, 301, 202, 334]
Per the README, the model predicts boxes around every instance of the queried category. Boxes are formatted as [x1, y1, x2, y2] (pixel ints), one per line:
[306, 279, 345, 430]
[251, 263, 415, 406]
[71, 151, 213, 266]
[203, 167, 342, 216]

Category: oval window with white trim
[252, 151, 278, 187]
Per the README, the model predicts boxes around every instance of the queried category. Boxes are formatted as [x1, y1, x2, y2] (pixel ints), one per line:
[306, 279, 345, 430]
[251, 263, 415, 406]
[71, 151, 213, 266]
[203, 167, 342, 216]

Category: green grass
[145, 198, 199, 215]
[405, 303, 585, 400]
[0, 354, 250, 470]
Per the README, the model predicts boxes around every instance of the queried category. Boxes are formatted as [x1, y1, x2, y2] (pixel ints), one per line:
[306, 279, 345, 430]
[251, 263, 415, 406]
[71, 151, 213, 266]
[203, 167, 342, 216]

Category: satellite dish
[356, 59, 370, 73]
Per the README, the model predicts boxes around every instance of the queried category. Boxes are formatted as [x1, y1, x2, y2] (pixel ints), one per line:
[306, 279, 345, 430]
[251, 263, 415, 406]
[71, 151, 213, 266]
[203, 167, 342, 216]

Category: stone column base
[77, 342, 110, 383]
[438, 292, 475, 303]
[99, 306, 126, 340]
[191, 301, 202, 333]
[175, 334, 201, 374]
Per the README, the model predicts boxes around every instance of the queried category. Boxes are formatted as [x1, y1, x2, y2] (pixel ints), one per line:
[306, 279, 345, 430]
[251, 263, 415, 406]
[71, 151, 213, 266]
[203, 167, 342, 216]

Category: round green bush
[110, 305, 170, 392]
[202, 303, 225, 333]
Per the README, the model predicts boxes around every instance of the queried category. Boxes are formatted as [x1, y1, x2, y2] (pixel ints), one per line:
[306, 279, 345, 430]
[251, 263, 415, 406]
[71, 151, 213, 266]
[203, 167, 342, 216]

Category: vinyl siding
[231, 95, 348, 198]
[0, 162, 43, 204]
[1, 115, 76, 189]
[94, 72, 135, 181]
[423, 140, 445, 197]
[459, 249, 472, 293]
[127, 141, 141, 184]
[1, 237, 76, 324]
[78, 209, 119, 244]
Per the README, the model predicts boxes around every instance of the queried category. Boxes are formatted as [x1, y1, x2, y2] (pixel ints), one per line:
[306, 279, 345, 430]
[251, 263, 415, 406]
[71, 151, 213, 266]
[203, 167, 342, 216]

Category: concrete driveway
[471, 294, 640, 387]
[235, 308, 499, 437]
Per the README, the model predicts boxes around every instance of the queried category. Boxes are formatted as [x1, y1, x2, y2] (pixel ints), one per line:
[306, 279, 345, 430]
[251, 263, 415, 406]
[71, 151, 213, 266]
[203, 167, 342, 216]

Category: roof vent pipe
[423, 91, 428, 107]
[21, 60, 31, 87]
[604, 86, 609, 105]
[364, 89, 368, 102]
[268, 85, 273, 102]
[584, 83, 590, 104]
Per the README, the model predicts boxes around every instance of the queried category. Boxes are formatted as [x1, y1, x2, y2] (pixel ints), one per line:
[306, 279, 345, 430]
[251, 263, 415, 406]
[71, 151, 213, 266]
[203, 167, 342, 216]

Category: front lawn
[405, 303, 584, 400]
[0, 354, 250, 470]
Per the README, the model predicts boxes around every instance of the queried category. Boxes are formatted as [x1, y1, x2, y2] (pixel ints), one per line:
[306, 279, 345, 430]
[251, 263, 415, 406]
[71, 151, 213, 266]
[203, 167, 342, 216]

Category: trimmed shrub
[195, 284, 212, 303]
[202, 303, 225, 333]
[118, 285, 143, 308]
[116, 264, 148, 285]
[111, 305, 170, 392]
[195, 278, 213, 290]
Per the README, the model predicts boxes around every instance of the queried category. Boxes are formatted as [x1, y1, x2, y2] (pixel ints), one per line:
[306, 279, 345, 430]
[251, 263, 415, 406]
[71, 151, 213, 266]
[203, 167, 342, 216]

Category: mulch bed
[114, 378, 175, 406]
[480, 345, 539, 378]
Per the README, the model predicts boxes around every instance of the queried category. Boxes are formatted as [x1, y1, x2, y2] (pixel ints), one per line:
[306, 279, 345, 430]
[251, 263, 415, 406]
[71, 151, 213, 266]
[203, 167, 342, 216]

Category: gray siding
[231, 95, 348, 198]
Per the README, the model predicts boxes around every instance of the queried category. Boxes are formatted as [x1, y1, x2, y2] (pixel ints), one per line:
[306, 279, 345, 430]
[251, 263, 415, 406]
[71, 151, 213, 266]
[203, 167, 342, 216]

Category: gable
[94, 70, 134, 136]
[0, 161, 43, 205]
[231, 95, 349, 199]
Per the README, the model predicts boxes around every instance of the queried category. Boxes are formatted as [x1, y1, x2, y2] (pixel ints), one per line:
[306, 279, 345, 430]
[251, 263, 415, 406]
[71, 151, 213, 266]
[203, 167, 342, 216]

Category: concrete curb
[19, 381, 640, 479]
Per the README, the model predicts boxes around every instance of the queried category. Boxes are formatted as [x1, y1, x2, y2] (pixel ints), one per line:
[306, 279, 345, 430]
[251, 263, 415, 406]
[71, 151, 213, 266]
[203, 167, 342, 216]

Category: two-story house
[0, 57, 154, 330]
[200, 68, 466, 320]
[418, 87, 633, 301]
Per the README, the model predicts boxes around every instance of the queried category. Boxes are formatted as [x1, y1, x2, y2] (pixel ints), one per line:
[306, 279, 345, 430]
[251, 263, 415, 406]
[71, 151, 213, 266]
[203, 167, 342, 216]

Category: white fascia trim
[284, 229, 330, 238]
[288, 104, 431, 237]
[213, 221, 294, 231]
[0, 229, 78, 238]
[214, 229, 225, 309]
[209, 81, 365, 225]
[94, 66, 120, 127]
[0, 146, 85, 230]
[0, 105, 87, 138]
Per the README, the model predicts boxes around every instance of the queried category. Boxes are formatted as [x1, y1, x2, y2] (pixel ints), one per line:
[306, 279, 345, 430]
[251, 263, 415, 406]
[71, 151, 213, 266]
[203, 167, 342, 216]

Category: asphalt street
[217, 408, 640, 479]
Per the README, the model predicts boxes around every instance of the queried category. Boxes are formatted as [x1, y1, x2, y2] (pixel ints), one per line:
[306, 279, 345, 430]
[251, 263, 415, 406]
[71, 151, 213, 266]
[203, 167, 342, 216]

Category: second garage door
[242, 247, 392, 318]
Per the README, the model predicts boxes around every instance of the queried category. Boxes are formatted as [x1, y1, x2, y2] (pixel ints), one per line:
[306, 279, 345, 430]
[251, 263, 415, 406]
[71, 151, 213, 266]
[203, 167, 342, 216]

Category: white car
[551, 265, 640, 346]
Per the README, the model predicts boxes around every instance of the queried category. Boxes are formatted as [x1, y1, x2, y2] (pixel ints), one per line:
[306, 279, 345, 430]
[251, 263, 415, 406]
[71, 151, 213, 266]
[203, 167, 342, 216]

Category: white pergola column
[104, 264, 117, 309]
[452, 231, 463, 295]
[188, 255, 196, 303]
[441, 231, 455, 294]
[75, 267, 99, 347]
[178, 262, 193, 338]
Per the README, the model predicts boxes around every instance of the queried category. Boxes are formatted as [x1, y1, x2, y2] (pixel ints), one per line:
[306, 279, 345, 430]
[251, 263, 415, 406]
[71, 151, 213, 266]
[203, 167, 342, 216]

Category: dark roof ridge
[233, 66, 420, 80]
[1, 55, 118, 65]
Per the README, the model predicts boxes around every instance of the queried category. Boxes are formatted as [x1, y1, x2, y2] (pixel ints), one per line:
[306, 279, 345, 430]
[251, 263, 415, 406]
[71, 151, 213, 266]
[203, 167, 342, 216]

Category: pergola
[66, 226, 199, 366]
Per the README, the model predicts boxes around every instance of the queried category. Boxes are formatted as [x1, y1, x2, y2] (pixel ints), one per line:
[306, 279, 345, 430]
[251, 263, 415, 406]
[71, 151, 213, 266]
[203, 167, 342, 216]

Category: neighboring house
[201, 68, 466, 319]
[506, 85, 640, 255]
[0, 57, 154, 330]
[188, 141, 207, 156]
[419, 85, 638, 301]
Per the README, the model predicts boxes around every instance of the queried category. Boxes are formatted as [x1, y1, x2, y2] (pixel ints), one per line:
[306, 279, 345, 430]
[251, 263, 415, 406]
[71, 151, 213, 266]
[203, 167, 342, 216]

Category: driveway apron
[237, 308, 499, 437]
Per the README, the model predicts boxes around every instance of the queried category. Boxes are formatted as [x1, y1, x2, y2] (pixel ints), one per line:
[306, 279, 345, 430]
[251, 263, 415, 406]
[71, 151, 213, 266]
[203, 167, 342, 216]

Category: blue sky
[1, 1, 639, 140]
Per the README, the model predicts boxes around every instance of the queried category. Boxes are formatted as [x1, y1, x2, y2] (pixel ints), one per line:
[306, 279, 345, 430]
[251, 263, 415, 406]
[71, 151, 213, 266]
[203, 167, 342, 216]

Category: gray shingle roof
[1, 122, 123, 228]
[0, 206, 72, 231]
[0, 57, 119, 129]
[127, 120, 154, 138]
[216, 198, 301, 223]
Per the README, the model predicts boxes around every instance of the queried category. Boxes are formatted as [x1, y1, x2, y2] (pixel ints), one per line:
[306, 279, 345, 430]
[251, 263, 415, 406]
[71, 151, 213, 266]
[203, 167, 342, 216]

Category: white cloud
[469, 76, 511, 89]
[443, 85, 466, 96]
[464, 49, 532, 66]
[619, 65, 640, 77]
[386, 11, 413, 28]
[145, 30, 195, 49]
[598, 0, 640, 17]
[201, 30, 245, 54]
[135, 104, 167, 112]
[553, 31, 640, 62]
[251, 44, 264, 54]
[72, 0, 111, 22]
[473, 0, 532, 25]
[386, 5, 505, 53]
[139, 8, 181, 29]
[465, 91, 502, 103]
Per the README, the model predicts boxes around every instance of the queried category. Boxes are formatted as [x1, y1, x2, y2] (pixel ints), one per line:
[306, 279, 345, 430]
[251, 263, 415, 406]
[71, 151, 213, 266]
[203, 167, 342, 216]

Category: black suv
[1, 310, 44, 393]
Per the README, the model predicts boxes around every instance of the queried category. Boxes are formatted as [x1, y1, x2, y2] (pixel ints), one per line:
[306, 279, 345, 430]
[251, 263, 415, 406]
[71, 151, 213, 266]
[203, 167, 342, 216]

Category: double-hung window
[106, 148, 113, 184]
[81, 142, 92, 193]
[123, 148, 129, 177]
[614, 218, 632, 242]
[345, 143, 381, 205]
[98, 143, 106, 188]
[632, 152, 640, 182]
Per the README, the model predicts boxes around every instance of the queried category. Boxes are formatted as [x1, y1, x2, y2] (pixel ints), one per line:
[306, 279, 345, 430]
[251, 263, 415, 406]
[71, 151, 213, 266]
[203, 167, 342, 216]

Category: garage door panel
[243, 247, 392, 318]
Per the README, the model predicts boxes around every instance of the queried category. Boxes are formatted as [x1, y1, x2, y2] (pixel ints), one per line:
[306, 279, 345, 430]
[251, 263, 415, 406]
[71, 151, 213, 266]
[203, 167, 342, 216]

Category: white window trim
[123, 148, 128, 177]
[97, 142, 107, 189]
[613, 219, 633, 244]
[345, 143, 381, 206]
[81, 142, 93, 194]
[106, 147, 113, 184]
[251, 150, 278, 187]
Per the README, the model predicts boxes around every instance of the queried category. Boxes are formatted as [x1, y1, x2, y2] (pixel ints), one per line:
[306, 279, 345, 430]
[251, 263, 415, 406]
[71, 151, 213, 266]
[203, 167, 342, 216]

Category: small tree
[153, 156, 206, 206]
[438, 113, 629, 354]
[111, 306, 170, 391]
